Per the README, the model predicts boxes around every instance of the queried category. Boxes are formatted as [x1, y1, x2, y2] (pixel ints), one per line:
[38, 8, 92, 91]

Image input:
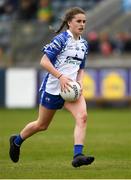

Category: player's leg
[9, 91, 65, 163]
[20, 105, 56, 139]
[9, 105, 56, 163]
[64, 95, 94, 167]
[64, 95, 87, 149]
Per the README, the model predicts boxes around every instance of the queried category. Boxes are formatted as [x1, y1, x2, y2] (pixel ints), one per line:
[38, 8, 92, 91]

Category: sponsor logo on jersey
[64, 56, 81, 65]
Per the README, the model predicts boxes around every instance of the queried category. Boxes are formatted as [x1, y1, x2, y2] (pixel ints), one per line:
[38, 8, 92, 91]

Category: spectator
[124, 33, 131, 53]
[0, 0, 5, 14]
[37, 0, 53, 23]
[0, 0, 19, 20]
[15, 0, 37, 21]
[87, 31, 99, 53]
[4, 0, 19, 19]
[99, 32, 112, 56]
[0, 0, 6, 20]
[113, 32, 125, 55]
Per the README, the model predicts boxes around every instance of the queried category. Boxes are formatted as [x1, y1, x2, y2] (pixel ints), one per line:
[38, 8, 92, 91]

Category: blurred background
[0, 0, 131, 108]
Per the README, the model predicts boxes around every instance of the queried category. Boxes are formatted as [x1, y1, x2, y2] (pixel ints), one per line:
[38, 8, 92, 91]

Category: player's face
[68, 13, 86, 39]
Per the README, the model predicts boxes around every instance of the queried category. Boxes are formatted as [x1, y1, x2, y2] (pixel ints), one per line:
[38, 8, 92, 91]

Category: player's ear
[67, 21, 71, 27]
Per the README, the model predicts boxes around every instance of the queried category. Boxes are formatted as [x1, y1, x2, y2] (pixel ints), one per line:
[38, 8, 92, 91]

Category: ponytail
[50, 7, 86, 34]
[55, 20, 67, 34]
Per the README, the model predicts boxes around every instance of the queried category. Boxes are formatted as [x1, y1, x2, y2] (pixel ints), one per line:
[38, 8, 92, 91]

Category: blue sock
[74, 144, 83, 157]
[14, 135, 24, 146]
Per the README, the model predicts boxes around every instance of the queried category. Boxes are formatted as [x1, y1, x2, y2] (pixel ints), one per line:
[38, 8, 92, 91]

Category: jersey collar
[66, 29, 81, 40]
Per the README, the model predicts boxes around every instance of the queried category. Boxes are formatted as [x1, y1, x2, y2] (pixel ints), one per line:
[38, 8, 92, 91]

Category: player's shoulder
[81, 37, 88, 48]
[80, 37, 88, 55]
[53, 31, 69, 45]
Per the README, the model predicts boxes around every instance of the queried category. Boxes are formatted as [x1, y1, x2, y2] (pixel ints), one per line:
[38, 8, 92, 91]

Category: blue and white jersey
[40, 30, 88, 95]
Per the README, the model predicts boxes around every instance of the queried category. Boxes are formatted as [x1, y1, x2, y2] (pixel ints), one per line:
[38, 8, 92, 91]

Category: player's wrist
[58, 74, 63, 79]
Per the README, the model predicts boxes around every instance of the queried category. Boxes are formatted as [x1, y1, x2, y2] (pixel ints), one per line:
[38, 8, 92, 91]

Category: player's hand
[59, 75, 72, 92]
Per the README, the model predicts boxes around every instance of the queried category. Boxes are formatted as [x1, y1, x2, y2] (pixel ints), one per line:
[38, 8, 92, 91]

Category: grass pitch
[0, 107, 131, 179]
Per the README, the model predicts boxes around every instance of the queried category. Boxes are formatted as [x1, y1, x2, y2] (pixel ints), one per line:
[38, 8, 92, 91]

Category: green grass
[0, 107, 131, 179]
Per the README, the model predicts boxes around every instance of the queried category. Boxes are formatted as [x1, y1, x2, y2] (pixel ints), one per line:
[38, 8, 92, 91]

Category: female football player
[9, 7, 94, 167]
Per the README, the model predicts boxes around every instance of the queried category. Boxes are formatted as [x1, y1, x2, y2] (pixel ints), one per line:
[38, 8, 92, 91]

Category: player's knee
[77, 112, 87, 127]
[39, 124, 48, 131]
[35, 122, 48, 131]
[81, 112, 87, 125]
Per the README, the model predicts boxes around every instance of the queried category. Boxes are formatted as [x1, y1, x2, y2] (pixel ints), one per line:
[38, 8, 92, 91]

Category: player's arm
[41, 34, 72, 90]
[40, 55, 71, 91]
[40, 54, 61, 79]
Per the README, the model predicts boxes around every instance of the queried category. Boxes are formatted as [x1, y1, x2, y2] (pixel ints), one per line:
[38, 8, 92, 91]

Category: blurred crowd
[0, 0, 131, 68]
[0, 0, 103, 23]
[0, 0, 53, 23]
[0, 0, 53, 67]
[87, 31, 131, 57]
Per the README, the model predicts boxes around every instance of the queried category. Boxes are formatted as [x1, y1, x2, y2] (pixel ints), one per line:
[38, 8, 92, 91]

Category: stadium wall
[0, 67, 131, 108]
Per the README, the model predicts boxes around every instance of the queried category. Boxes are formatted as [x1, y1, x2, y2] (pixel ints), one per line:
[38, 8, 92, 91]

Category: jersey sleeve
[80, 40, 88, 69]
[41, 33, 66, 64]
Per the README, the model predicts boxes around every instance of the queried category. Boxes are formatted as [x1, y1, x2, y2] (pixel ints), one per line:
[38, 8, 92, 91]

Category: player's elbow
[40, 57, 45, 67]
[40, 54, 50, 68]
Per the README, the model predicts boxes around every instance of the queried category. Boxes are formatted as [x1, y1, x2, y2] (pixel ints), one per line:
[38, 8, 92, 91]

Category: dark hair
[54, 7, 86, 34]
